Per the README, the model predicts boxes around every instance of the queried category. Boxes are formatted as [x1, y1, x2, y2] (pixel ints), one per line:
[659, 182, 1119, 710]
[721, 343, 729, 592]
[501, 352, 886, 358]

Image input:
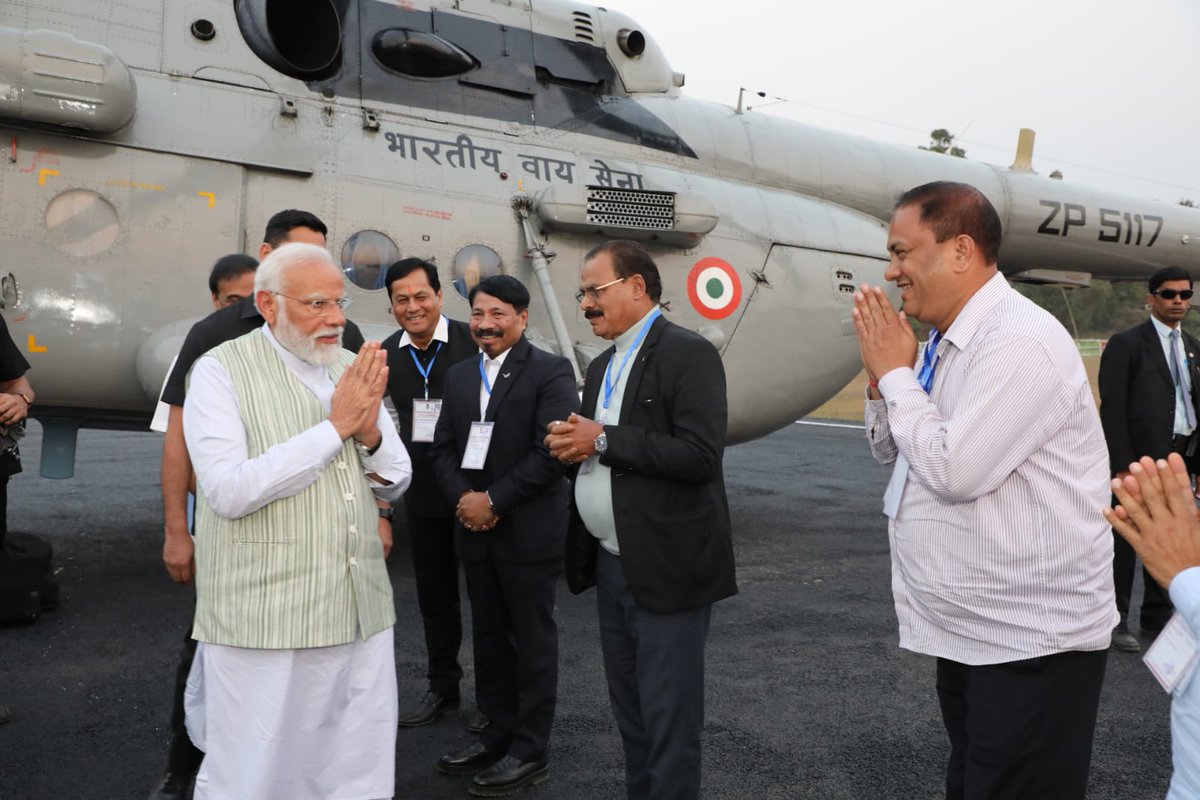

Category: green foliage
[1015, 280, 1200, 339]
[918, 128, 966, 158]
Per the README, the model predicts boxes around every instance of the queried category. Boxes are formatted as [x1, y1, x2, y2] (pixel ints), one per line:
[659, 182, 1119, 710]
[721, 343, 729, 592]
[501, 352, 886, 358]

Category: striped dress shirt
[865, 272, 1118, 665]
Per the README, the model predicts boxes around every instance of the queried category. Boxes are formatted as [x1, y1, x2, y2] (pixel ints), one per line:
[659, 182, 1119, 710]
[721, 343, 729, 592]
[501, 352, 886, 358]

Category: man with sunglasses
[1100, 265, 1200, 652]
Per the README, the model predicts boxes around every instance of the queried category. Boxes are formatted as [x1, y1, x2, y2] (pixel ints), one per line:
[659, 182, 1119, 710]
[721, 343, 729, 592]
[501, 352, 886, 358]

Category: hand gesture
[330, 342, 388, 444]
[545, 413, 602, 464]
[851, 284, 917, 384]
[1104, 453, 1200, 590]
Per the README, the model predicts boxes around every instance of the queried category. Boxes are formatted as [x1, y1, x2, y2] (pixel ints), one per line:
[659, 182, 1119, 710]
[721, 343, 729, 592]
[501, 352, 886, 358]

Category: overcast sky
[619, 0, 1200, 204]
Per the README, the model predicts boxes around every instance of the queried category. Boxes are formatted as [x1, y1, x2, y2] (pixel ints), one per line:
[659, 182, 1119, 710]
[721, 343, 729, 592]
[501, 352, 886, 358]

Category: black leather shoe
[399, 691, 460, 728]
[465, 709, 490, 734]
[469, 755, 549, 797]
[436, 740, 505, 776]
[147, 772, 194, 800]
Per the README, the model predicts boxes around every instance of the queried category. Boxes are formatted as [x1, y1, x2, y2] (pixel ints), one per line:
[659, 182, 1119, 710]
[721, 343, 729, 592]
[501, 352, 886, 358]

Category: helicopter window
[371, 29, 477, 79]
[45, 190, 120, 258]
[341, 230, 400, 291]
[451, 245, 502, 299]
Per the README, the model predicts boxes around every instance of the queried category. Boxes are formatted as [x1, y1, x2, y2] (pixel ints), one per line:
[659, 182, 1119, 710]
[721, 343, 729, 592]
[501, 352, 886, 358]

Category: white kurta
[183, 324, 405, 800]
[187, 630, 397, 800]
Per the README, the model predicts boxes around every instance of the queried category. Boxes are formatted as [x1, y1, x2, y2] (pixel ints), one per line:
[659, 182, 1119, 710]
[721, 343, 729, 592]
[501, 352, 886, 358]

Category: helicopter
[2, 0, 1197, 478]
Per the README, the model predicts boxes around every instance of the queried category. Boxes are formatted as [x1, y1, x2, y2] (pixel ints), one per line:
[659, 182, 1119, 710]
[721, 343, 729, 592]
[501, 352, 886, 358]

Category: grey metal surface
[0, 0, 1194, 461]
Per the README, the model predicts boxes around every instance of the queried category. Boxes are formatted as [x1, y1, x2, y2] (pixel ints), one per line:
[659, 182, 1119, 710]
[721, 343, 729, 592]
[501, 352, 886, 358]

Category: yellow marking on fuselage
[37, 169, 58, 186]
[27, 335, 47, 353]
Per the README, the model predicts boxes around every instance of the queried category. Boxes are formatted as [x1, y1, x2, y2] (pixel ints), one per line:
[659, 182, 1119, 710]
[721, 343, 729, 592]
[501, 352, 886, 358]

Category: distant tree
[919, 128, 966, 158]
[1181, 198, 1196, 208]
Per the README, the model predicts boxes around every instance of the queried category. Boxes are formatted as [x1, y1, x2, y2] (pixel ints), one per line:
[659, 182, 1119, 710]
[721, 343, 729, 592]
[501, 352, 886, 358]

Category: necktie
[1169, 330, 1197, 428]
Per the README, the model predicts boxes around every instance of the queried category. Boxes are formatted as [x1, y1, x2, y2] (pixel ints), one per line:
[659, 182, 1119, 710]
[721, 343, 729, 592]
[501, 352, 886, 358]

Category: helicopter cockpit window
[341, 230, 400, 291]
[371, 29, 478, 78]
[451, 245, 502, 299]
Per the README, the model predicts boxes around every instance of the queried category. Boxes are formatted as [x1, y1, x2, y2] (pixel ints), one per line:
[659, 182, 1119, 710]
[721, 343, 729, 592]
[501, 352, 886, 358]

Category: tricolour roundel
[687, 257, 742, 320]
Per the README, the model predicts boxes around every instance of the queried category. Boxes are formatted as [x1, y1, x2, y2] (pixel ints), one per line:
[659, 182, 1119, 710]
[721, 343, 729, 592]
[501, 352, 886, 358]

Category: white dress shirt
[575, 306, 658, 556]
[1150, 315, 1196, 437]
[865, 273, 1117, 665]
[1168, 566, 1200, 799]
[478, 347, 512, 421]
[184, 324, 411, 519]
[398, 313, 451, 350]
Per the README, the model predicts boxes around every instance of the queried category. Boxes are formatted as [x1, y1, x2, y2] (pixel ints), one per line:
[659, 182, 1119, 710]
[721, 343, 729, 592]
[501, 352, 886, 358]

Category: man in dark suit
[429, 275, 579, 796]
[380, 258, 482, 728]
[546, 240, 738, 800]
[1099, 265, 1200, 652]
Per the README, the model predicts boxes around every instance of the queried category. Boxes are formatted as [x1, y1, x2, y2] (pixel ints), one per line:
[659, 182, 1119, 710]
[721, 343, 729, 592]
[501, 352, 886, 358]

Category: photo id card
[462, 422, 495, 470]
[411, 399, 442, 443]
[1144, 611, 1200, 694]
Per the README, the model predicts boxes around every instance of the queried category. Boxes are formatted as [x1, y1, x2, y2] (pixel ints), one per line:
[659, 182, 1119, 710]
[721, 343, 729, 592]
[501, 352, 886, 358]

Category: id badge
[411, 399, 442, 443]
[1144, 611, 1200, 694]
[882, 453, 909, 519]
[462, 422, 495, 470]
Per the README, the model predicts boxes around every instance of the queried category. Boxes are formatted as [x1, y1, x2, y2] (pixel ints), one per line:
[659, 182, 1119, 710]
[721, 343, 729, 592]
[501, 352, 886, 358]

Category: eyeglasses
[575, 276, 626, 304]
[273, 292, 353, 315]
[1153, 289, 1194, 301]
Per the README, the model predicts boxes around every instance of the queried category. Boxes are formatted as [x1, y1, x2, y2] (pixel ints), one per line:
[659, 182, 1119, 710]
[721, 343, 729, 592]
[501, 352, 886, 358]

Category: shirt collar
[614, 306, 660, 352]
[1150, 315, 1181, 339]
[398, 314, 450, 350]
[941, 271, 1010, 351]
[483, 347, 512, 368]
[261, 322, 329, 380]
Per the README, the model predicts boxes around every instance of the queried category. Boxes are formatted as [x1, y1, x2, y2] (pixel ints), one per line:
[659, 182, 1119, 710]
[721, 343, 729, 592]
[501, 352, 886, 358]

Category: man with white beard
[182, 242, 412, 800]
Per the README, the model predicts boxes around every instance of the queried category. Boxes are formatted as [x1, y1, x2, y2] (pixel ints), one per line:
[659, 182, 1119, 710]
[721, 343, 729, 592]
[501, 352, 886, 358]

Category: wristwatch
[355, 437, 381, 459]
[594, 431, 608, 455]
[378, 507, 394, 520]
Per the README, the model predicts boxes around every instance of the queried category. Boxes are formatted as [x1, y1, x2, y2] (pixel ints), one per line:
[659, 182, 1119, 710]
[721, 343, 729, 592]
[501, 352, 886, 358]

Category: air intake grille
[586, 187, 675, 230]
[572, 11, 595, 43]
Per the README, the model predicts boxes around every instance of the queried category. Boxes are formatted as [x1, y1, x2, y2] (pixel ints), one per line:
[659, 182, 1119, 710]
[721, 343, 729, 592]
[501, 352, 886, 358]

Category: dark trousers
[405, 511, 464, 697]
[1113, 529, 1174, 630]
[166, 623, 203, 776]
[463, 557, 560, 762]
[596, 549, 711, 800]
[936, 649, 1107, 800]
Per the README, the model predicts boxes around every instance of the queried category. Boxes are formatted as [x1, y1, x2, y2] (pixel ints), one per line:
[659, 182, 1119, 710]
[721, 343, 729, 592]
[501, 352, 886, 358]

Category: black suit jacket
[382, 318, 477, 518]
[1099, 318, 1200, 474]
[429, 336, 579, 563]
[564, 316, 738, 614]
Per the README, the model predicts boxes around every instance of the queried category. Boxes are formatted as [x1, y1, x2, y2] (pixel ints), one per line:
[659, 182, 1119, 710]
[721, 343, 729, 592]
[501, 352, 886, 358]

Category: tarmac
[0, 420, 1173, 799]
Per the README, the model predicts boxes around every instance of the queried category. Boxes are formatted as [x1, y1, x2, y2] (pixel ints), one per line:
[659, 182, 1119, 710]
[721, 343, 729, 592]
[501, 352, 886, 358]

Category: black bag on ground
[0, 532, 59, 622]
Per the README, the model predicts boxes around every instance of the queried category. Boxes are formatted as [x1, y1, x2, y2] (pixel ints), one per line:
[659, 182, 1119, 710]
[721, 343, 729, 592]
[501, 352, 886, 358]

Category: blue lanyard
[917, 329, 942, 394]
[478, 353, 493, 395]
[603, 309, 660, 412]
[409, 341, 442, 400]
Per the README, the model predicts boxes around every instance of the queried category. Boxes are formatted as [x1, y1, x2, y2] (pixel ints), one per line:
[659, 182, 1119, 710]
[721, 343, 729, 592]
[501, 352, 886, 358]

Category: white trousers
[185, 627, 398, 800]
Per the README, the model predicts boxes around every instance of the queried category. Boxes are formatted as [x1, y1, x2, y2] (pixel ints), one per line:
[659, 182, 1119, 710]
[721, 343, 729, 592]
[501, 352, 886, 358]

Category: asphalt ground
[0, 421, 1173, 800]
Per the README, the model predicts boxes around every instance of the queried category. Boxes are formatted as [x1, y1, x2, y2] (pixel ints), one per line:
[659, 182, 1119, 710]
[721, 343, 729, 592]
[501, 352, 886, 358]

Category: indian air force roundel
[687, 257, 742, 320]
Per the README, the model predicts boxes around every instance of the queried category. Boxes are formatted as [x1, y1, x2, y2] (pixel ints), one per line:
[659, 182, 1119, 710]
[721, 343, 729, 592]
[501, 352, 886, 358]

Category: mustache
[474, 328, 502, 338]
[584, 309, 604, 320]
